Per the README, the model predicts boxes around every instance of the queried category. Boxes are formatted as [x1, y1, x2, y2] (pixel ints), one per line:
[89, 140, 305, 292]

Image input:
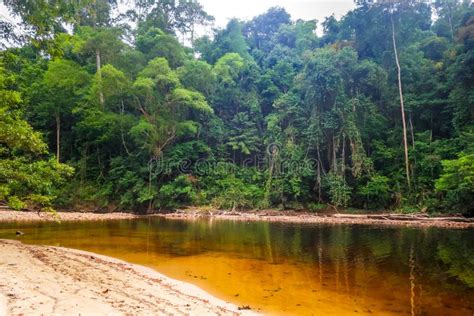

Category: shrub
[209, 174, 264, 210]
[158, 175, 197, 208]
[359, 175, 391, 209]
[325, 173, 351, 208]
[435, 153, 474, 215]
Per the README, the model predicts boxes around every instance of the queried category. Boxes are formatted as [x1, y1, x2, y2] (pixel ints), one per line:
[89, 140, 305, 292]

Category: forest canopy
[0, 0, 473, 215]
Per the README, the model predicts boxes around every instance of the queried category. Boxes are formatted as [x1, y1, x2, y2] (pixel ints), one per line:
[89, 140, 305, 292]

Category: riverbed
[1, 217, 473, 315]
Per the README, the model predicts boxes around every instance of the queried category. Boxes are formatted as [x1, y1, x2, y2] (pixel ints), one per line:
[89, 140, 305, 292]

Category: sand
[1, 209, 473, 228]
[162, 210, 474, 229]
[0, 210, 144, 222]
[0, 239, 255, 315]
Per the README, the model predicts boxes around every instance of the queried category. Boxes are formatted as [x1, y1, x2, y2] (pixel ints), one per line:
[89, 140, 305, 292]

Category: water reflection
[0, 218, 473, 315]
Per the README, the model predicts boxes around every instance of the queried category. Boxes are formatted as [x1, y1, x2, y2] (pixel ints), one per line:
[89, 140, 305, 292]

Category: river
[0, 218, 473, 315]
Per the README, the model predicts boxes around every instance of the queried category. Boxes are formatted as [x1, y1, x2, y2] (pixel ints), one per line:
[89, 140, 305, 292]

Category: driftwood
[331, 213, 474, 223]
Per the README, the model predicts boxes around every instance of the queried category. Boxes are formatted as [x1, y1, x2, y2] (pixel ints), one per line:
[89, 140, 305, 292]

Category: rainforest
[1, 0, 473, 216]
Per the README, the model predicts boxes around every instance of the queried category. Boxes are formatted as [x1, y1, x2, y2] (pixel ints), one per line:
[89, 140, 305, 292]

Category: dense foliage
[0, 64, 73, 211]
[1, 0, 473, 214]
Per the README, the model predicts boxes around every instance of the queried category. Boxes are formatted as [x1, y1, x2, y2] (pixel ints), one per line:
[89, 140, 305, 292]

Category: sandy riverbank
[0, 209, 473, 228]
[0, 239, 255, 315]
[0, 210, 146, 222]
[162, 209, 474, 229]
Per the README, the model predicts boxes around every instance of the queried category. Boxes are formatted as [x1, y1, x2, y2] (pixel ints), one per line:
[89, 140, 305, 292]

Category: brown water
[0, 218, 473, 315]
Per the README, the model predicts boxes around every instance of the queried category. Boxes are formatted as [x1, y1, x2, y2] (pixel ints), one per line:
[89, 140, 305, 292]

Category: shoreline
[0, 210, 147, 222]
[0, 239, 255, 315]
[161, 209, 474, 229]
[0, 209, 473, 229]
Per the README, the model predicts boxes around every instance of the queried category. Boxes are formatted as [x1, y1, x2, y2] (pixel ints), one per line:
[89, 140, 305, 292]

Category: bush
[208, 174, 264, 210]
[158, 175, 197, 208]
[325, 173, 351, 208]
[435, 153, 474, 215]
[55, 181, 111, 209]
[359, 175, 391, 209]
[307, 202, 326, 212]
[7, 196, 26, 210]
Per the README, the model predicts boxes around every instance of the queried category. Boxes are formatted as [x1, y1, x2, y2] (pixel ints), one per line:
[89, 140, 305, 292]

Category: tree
[196, 19, 251, 63]
[177, 60, 215, 97]
[350, 0, 434, 192]
[73, 26, 124, 106]
[136, 27, 186, 67]
[132, 0, 214, 41]
[130, 57, 212, 210]
[0, 65, 73, 211]
[2, 0, 80, 49]
[42, 59, 90, 162]
[243, 7, 291, 52]
[391, 11, 411, 190]
[174, 0, 214, 42]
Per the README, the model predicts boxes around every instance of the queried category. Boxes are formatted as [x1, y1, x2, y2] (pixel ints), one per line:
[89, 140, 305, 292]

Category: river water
[0, 218, 473, 315]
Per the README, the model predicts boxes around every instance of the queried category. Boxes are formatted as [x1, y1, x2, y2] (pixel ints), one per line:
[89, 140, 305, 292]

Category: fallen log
[330, 213, 474, 223]
[332, 214, 369, 219]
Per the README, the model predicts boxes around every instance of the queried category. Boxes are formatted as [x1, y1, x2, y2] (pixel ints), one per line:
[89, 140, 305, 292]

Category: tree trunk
[315, 142, 325, 202]
[56, 112, 60, 163]
[90, 0, 104, 107]
[391, 14, 411, 191]
[447, 4, 454, 40]
[341, 134, 346, 178]
[96, 48, 104, 107]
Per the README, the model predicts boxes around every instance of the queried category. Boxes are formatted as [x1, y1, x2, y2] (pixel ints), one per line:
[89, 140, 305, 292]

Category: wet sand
[0, 239, 255, 315]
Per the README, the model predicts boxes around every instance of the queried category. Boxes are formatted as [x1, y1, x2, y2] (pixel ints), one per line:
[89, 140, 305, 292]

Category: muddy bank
[0, 239, 254, 315]
[162, 209, 474, 229]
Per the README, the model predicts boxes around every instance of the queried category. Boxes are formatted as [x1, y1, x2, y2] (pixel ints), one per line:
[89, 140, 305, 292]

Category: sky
[199, 0, 355, 28]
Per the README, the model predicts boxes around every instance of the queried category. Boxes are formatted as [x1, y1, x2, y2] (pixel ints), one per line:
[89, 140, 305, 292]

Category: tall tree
[75, 0, 119, 106]
[42, 59, 90, 162]
[391, 11, 411, 190]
